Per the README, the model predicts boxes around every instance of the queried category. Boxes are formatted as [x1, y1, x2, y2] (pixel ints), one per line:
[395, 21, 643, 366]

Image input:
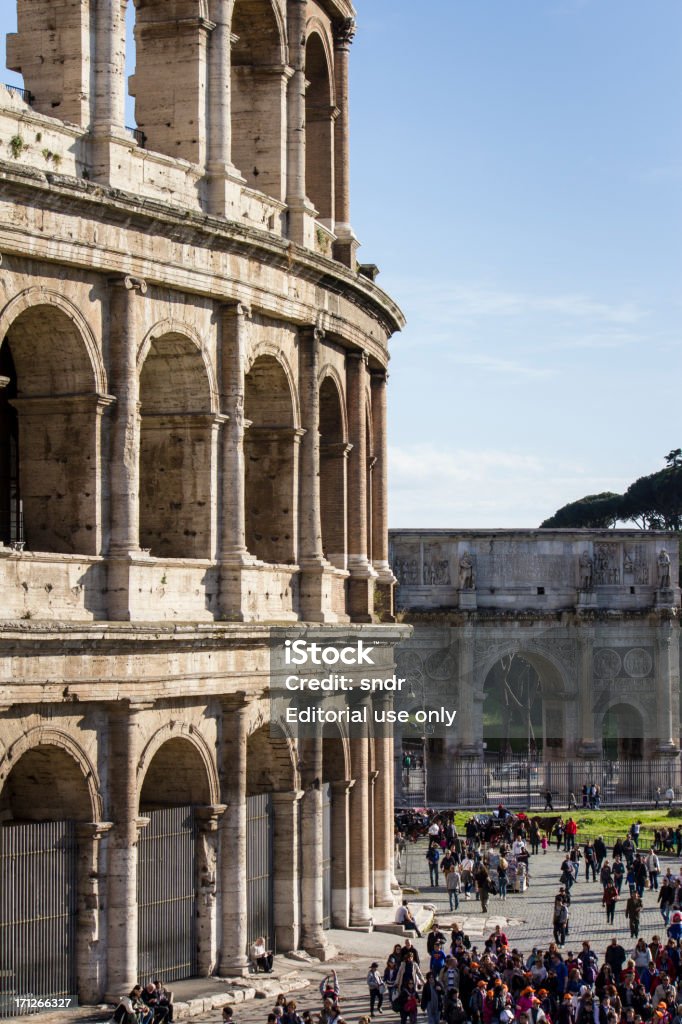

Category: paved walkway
[16, 839, 680, 1024]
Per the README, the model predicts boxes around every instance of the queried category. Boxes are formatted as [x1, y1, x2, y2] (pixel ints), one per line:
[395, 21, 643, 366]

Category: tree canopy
[540, 451, 682, 530]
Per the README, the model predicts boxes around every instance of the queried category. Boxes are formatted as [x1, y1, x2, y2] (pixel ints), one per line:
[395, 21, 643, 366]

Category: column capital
[75, 821, 113, 841]
[108, 275, 148, 294]
[331, 778, 355, 794]
[370, 367, 389, 383]
[195, 804, 228, 831]
[300, 324, 325, 344]
[347, 349, 369, 366]
[333, 17, 357, 49]
[222, 300, 252, 320]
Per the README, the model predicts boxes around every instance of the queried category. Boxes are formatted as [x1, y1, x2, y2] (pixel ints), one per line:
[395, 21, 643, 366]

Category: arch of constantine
[0, 0, 407, 1010]
[389, 529, 682, 803]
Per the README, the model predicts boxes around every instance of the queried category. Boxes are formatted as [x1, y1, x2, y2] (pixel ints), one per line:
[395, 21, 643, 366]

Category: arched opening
[1, 305, 101, 555]
[137, 737, 214, 982]
[319, 376, 346, 568]
[231, 0, 286, 201]
[246, 726, 296, 950]
[603, 703, 644, 761]
[139, 334, 214, 559]
[483, 654, 544, 758]
[305, 33, 334, 224]
[244, 355, 297, 564]
[0, 744, 95, 1006]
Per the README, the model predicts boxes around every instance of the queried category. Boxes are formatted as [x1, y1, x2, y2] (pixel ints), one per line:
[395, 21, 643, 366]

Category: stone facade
[390, 529, 681, 769]
[0, 0, 406, 1005]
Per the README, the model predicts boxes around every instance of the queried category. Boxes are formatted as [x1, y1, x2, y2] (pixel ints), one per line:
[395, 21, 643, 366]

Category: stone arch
[138, 328, 217, 558]
[479, 644, 570, 757]
[305, 28, 335, 223]
[137, 319, 218, 413]
[319, 370, 348, 568]
[246, 722, 297, 796]
[0, 290, 107, 553]
[137, 724, 220, 809]
[244, 352, 299, 564]
[0, 727, 102, 822]
[230, 0, 288, 201]
[0, 288, 106, 395]
[245, 342, 301, 427]
[600, 700, 647, 760]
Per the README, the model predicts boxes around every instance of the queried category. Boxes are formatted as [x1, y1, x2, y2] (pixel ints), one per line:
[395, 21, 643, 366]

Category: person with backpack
[584, 842, 597, 881]
[626, 891, 643, 938]
[420, 972, 443, 1024]
[554, 897, 569, 946]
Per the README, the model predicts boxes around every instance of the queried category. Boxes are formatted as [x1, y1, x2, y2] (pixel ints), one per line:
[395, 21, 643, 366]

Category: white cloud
[446, 351, 556, 378]
[388, 443, 630, 529]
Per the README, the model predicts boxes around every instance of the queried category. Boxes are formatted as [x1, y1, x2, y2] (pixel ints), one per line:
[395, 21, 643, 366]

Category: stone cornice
[0, 162, 405, 348]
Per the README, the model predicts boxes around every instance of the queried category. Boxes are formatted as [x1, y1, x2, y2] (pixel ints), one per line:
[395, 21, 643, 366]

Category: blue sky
[2, 2, 681, 528]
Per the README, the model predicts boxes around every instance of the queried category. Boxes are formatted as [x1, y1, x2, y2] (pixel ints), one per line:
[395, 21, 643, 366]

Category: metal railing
[126, 125, 147, 148]
[4, 84, 32, 105]
[396, 757, 682, 810]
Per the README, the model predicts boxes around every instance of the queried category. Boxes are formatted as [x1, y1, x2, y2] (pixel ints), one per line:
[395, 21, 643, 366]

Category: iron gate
[246, 794, 274, 950]
[321, 784, 332, 930]
[137, 806, 197, 983]
[0, 821, 77, 1018]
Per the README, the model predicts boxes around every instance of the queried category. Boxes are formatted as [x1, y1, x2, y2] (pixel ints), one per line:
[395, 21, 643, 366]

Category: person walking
[446, 864, 461, 912]
[545, 790, 554, 811]
[420, 973, 442, 1024]
[367, 963, 385, 1017]
[584, 842, 597, 881]
[426, 842, 440, 888]
[497, 854, 509, 901]
[647, 848, 661, 891]
[659, 877, 676, 926]
[553, 897, 569, 947]
[626, 892, 643, 938]
[475, 864, 491, 913]
[603, 881, 619, 925]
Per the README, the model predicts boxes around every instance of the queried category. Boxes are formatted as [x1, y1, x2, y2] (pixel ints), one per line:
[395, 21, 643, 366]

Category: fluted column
[349, 700, 371, 926]
[105, 703, 146, 1000]
[207, 0, 244, 216]
[373, 695, 394, 906]
[299, 736, 328, 957]
[218, 699, 250, 974]
[332, 18, 359, 268]
[347, 351, 375, 622]
[108, 276, 145, 621]
[218, 302, 252, 620]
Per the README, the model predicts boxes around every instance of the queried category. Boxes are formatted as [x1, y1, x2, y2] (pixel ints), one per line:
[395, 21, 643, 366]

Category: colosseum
[0, 0, 407, 1008]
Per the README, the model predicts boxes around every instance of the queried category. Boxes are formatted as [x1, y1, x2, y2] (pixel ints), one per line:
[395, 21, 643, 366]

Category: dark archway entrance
[603, 704, 644, 760]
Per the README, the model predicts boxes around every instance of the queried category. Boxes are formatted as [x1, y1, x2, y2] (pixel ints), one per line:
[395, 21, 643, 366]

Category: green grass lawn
[450, 808, 682, 837]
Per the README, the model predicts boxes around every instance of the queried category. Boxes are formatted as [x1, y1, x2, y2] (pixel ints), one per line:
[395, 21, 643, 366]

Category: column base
[347, 564, 378, 622]
[577, 742, 602, 758]
[107, 551, 143, 621]
[287, 198, 318, 248]
[216, 960, 251, 978]
[205, 162, 246, 219]
[333, 225, 360, 270]
[656, 742, 680, 757]
[303, 942, 338, 962]
[458, 590, 478, 610]
[298, 560, 350, 624]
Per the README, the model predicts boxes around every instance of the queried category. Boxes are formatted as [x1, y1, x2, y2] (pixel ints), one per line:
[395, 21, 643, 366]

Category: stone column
[105, 703, 146, 1000]
[272, 790, 304, 951]
[456, 624, 478, 756]
[330, 779, 352, 927]
[76, 822, 112, 1004]
[370, 369, 395, 621]
[195, 804, 226, 977]
[299, 736, 328, 958]
[373, 695, 394, 906]
[207, 0, 244, 216]
[656, 620, 679, 755]
[287, 0, 315, 244]
[108, 276, 146, 621]
[93, 0, 127, 134]
[347, 351, 375, 622]
[218, 303, 252, 620]
[349, 702, 372, 926]
[368, 768, 377, 907]
[299, 326, 336, 622]
[577, 628, 600, 757]
[332, 18, 359, 268]
[218, 699, 250, 974]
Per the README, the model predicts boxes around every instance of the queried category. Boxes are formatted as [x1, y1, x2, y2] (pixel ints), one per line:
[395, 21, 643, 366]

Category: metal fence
[246, 794, 274, 951]
[321, 784, 332, 930]
[138, 806, 197, 983]
[396, 758, 682, 809]
[4, 84, 32, 104]
[0, 821, 77, 1018]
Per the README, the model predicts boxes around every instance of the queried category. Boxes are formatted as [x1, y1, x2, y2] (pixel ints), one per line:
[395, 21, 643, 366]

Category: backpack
[558, 906, 569, 924]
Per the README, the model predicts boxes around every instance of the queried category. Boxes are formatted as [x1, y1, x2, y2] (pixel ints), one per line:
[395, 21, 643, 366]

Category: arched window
[231, 0, 286, 201]
[305, 33, 335, 224]
[138, 333, 214, 559]
[244, 354, 297, 564]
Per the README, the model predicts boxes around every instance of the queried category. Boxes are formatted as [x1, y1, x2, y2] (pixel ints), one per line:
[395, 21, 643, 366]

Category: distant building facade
[390, 530, 681, 793]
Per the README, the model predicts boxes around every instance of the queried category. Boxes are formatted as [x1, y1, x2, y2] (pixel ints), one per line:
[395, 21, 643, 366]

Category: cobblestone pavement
[207, 838, 682, 1024]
